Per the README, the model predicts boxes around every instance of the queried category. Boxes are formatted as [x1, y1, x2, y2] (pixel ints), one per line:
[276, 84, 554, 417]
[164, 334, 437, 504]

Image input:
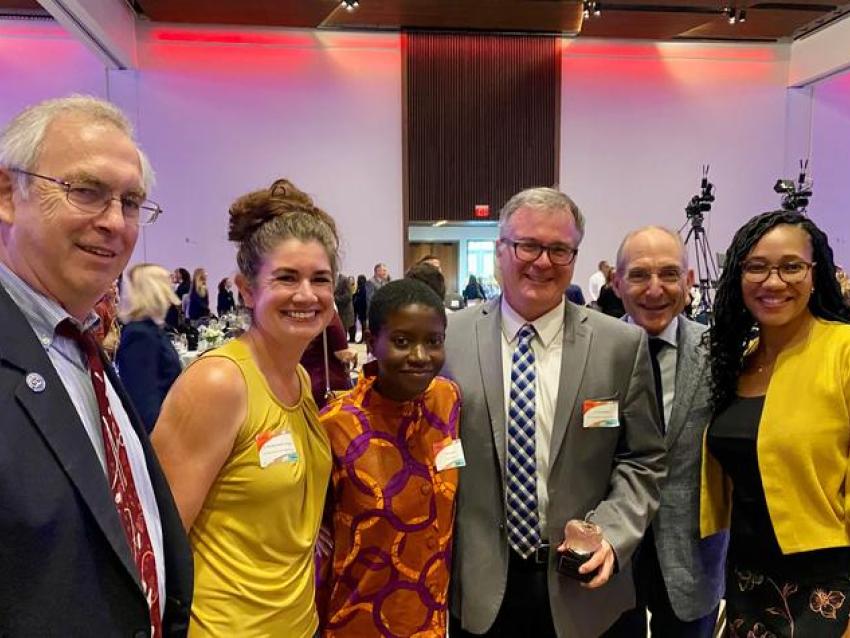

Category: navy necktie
[506, 324, 541, 557]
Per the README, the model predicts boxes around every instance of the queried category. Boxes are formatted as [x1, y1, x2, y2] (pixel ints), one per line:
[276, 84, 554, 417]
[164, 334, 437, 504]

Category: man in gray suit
[445, 187, 667, 637]
[605, 226, 728, 637]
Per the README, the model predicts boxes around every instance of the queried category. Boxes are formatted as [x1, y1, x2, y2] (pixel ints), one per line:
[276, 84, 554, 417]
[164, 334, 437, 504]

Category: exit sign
[474, 204, 490, 219]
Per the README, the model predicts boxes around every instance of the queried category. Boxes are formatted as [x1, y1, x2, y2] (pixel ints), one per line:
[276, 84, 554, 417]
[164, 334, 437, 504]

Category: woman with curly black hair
[701, 210, 850, 637]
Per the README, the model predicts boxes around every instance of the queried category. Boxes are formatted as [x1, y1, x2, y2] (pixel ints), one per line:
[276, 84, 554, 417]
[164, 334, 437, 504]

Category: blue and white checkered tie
[506, 323, 541, 558]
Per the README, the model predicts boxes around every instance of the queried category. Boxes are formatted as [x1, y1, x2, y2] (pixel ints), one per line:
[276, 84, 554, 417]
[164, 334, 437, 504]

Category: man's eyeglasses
[9, 168, 163, 226]
[624, 267, 684, 286]
[741, 260, 814, 284]
[501, 238, 578, 266]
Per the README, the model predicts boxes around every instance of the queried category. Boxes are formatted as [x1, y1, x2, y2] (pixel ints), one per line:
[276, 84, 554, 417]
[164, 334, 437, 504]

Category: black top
[463, 281, 486, 301]
[116, 319, 182, 433]
[165, 281, 190, 329]
[217, 289, 235, 316]
[187, 288, 210, 321]
[596, 285, 625, 318]
[708, 395, 850, 582]
[175, 280, 190, 299]
[353, 283, 371, 318]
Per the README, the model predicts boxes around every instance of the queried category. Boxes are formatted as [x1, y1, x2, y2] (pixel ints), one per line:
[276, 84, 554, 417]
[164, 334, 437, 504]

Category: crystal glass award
[557, 519, 603, 582]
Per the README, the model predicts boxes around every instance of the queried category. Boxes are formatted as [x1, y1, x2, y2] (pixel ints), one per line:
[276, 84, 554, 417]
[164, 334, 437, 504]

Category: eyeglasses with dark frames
[9, 168, 163, 226]
[501, 238, 578, 266]
[741, 260, 815, 284]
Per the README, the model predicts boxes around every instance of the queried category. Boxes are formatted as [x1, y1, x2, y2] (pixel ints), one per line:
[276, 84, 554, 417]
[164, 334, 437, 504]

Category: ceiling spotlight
[582, 0, 601, 18]
[723, 6, 746, 24]
[341, 0, 359, 11]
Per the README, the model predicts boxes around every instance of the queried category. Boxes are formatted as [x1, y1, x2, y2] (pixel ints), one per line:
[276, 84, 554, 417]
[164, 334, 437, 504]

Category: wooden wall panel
[404, 32, 560, 223]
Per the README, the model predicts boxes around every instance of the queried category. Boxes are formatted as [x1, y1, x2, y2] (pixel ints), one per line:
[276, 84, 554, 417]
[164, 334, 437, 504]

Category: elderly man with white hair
[0, 95, 192, 637]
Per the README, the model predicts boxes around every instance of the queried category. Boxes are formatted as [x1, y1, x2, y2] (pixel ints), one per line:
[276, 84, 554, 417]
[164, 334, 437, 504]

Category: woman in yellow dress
[152, 179, 337, 637]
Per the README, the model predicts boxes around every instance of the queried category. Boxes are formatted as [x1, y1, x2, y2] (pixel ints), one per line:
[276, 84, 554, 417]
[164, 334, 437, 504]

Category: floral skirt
[726, 563, 850, 638]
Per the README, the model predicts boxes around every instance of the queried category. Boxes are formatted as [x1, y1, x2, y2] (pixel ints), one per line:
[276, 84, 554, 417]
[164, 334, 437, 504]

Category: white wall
[560, 40, 792, 290]
[807, 69, 850, 266]
[789, 13, 850, 87]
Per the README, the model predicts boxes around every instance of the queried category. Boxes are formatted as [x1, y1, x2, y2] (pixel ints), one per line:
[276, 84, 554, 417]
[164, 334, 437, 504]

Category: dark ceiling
[1, 0, 848, 41]
[0, 0, 47, 15]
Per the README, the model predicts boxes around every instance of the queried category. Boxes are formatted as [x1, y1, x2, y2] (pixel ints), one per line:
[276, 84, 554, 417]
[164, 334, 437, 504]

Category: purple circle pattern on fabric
[320, 374, 461, 638]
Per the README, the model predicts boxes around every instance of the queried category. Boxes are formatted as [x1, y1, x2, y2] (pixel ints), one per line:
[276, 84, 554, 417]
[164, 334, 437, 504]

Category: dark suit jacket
[117, 319, 183, 434]
[0, 285, 193, 637]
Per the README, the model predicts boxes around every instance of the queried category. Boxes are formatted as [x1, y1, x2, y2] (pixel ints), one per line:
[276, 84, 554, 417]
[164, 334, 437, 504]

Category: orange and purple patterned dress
[319, 369, 462, 638]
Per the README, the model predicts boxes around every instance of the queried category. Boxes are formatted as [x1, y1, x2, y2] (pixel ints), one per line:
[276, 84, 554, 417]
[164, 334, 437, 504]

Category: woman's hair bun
[228, 179, 318, 243]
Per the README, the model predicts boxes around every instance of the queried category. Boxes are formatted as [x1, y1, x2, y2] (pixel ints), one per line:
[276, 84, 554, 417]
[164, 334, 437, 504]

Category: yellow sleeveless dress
[188, 338, 331, 637]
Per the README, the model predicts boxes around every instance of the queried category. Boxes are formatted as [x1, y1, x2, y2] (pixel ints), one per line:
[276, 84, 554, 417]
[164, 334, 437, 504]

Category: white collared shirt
[588, 270, 606, 302]
[628, 315, 679, 424]
[500, 297, 565, 530]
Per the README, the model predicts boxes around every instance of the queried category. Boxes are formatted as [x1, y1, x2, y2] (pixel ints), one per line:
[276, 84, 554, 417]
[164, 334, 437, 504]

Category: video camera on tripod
[681, 165, 720, 324]
[774, 159, 812, 213]
[685, 166, 715, 222]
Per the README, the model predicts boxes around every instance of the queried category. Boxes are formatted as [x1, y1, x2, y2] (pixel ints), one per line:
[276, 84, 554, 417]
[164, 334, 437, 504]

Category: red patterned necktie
[56, 319, 162, 638]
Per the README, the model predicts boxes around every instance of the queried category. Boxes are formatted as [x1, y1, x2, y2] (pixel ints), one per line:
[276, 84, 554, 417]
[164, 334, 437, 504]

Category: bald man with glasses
[603, 226, 728, 638]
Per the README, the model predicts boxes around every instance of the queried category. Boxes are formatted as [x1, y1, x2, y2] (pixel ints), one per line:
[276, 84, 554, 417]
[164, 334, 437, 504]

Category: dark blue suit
[117, 319, 182, 434]
[0, 286, 192, 637]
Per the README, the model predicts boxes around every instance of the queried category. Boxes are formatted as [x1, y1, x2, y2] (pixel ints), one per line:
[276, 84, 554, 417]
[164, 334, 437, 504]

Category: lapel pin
[26, 372, 46, 393]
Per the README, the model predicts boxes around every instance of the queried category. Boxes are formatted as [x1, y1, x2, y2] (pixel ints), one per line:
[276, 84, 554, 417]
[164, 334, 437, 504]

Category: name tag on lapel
[582, 400, 620, 428]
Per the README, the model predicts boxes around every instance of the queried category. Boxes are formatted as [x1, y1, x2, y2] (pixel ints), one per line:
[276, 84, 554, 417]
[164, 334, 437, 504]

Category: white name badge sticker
[434, 438, 467, 471]
[582, 400, 620, 428]
[256, 431, 299, 468]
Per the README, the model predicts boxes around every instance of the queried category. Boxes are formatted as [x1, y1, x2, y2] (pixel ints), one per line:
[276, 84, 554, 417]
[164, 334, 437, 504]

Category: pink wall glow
[0, 22, 106, 124]
[1, 23, 802, 295]
[560, 40, 791, 287]
[128, 28, 404, 289]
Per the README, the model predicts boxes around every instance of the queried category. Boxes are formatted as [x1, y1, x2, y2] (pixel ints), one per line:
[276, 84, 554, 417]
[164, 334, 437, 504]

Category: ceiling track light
[582, 0, 602, 18]
[723, 6, 747, 24]
[340, 0, 359, 11]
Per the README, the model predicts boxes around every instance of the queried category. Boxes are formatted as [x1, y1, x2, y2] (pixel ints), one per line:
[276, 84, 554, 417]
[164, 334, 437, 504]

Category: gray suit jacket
[444, 299, 667, 637]
[651, 317, 728, 621]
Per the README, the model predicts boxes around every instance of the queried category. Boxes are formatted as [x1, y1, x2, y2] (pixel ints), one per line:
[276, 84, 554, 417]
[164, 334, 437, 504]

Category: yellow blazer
[701, 317, 850, 554]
